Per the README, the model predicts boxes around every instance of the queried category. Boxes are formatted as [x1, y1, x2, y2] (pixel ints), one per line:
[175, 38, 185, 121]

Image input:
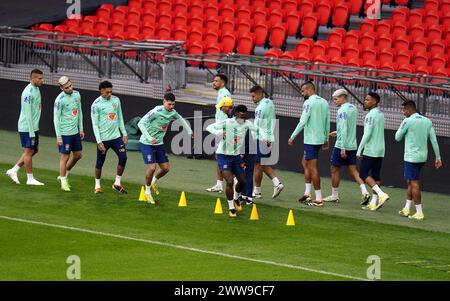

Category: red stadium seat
[348, 0, 364, 14]
[236, 6, 251, 20]
[429, 40, 445, 55]
[430, 53, 446, 71]
[343, 44, 360, 60]
[268, 0, 283, 10]
[237, 19, 252, 33]
[393, 35, 410, 51]
[189, 14, 204, 28]
[295, 39, 315, 54]
[157, 25, 171, 40]
[377, 33, 392, 49]
[408, 9, 424, 25]
[415, 65, 431, 75]
[142, 11, 156, 23]
[204, 30, 219, 45]
[427, 24, 443, 40]
[269, 23, 287, 48]
[397, 64, 415, 74]
[265, 48, 283, 58]
[221, 31, 236, 53]
[94, 18, 109, 32]
[301, 12, 318, 38]
[311, 40, 329, 56]
[158, 11, 172, 26]
[280, 51, 298, 60]
[299, 0, 315, 15]
[53, 25, 67, 34]
[328, 28, 346, 43]
[409, 22, 425, 39]
[296, 52, 311, 62]
[187, 41, 203, 66]
[332, 1, 350, 27]
[392, 7, 410, 22]
[188, 27, 203, 43]
[269, 9, 284, 26]
[362, 59, 379, 69]
[173, 0, 187, 13]
[205, 17, 220, 31]
[378, 48, 395, 62]
[424, 0, 440, 11]
[141, 22, 155, 36]
[253, 6, 267, 24]
[221, 17, 235, 33]
[253, 22, 269, 46]
[157, 0, 171, 12]
[442, 2, 450, 14]
[360, 32, 377, 48]
[412, 51, 429, 66]
[111, 20, 125, 33]
[96, 7, 111, 19]
[375, 20, 392, 34]
[361, 47, 377, 61]
[392, 21, 407, 36]
[316, 1, 332, 26]
[237, 33, 254, 55]
[424, 10, 440, 26]
[327, 43, 342, 57]
[205, 3, 219, 17]
[143, 1, 157, 11]
[285, 11, 301, 36]
[343, 30, 361, 45]
[410, 36, 428, 52]
[173, 26, 188, 41]
[283, 0, 298, 11]
[220, 4, 235, 18]
[189, 1, 204, 15]
[204, 42, 222, 68]
[127, 9, 141, 22]
[360, 19, 377, 33]
[329, 56, 347, 65]
[396, 50, 412, 66]
[174, 13, 187, 27]
[125, 21, 140, 35]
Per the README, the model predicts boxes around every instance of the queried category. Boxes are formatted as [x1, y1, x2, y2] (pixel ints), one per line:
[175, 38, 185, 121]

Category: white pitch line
[0, 215, 367, 281]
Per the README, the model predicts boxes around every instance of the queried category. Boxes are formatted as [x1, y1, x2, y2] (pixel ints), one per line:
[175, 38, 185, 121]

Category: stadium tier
[30, 0, 449, 74]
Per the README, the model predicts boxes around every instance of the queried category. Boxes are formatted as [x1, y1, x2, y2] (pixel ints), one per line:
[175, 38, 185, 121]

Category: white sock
[415, 204, 423, 215]
[66, 170, 70, 177]
[228, 200, 235, 210]
[60, 176, 67, 185]
[27, 173, 34, 181]
[95, 178, 101, 189]
[114, 175, 121, 186]
[272, 177, 281, 187]
[145, 185, 151, 194]
[331, 187, 339, 198]
[372, 185, 385, 197]
[360, 184, 368, 195]
[151, 176, 157, 185]
[305, 183, 312, 195]
[369, 195, 378, 206]
[13, 164, 20, 172]
[216, 180, 222, 188]
[233, 189, 238, 200]
[315, 190, 322, 201]
[404, 199, 413, 211]
[254, 186, 261, 194]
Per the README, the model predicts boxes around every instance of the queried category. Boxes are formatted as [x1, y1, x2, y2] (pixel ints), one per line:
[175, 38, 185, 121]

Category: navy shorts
[96, 137, 127, 169]
[255, 139, 272, 164]
[216, 154, 244, 175]
[58, 134, 82, 154]
[330, 147, 357, 166]
[359, 156, 383, 181]
[140, 143, 169, 164]
[304, 144, 321, 160]
[404, 161, 425, 181]
[19, 131, 39, 149]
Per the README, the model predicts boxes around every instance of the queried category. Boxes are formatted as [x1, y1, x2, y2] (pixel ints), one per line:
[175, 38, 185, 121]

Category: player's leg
[139, 143, 157, 203]
[347, 165, 370, 203]
[406, 163, 425, 220]
[360, 157, 389, 210]
[149, 145, 169, 195]
[22, 132, 43, 185]
[110, 138, 127, 194]
[298, 155, 312, 203]
[222, 170, 237, 216]
[231, 156, 246, 212]
[241, 154, 255, 205]
[94, 142, 108, 194]
[399, 180, 414, 217]
[65, 134, 83, 181]
[58, 153, 71, 191]
[253, 161, 263, 197]
[324, 147, 341, 202]
[308, 158, 323, 205]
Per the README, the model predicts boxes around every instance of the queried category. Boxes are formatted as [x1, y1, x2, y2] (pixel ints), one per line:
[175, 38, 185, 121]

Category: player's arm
[356, 118, 374, 157]
[429, 125, 441, 163]
[138, 111, 157, 143]
[174, 112, 193, 136]
[339, 113, 348, 151]
[78, 94, 84, 136]
[22, 93, 35, 138]
[206, 120, 225, 137]
[395, 119, 408, 141]
[323, 106, 331, 149]
[289, 102, 311, 141]
[249, 120, 267, 141]
[116, 99, 127, 137]
[91, 103, 102, 144]
[53, 99, 62, 141]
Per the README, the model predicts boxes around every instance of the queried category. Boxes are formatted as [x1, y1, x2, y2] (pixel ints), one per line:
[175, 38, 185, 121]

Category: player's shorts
[304, 144, 322, 160]
[96, 137, 127, 169]
[255, 139, 272, 164]
[359, 156, 383, 181]
[404, 161, 425, 181]
[19, 131, 39, 149]
[330, 147, 357, 166]
[58, 133, 82, 154]
[216, 154, 244, 175]
[140, 143, 169, 164]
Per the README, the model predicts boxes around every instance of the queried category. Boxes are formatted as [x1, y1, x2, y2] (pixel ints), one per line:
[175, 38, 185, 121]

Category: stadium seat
[268, 9, 284, 26]
[327, 43, 342, 57]
[236, 6, 251, 20]
[237, 19, 252, 33]
[205, 3, 219, 17]
[157, 25, 172, 40]
[94, 19, 109, 32]
[397, 64, 415, 74]
[280, 51, 298, 60]
[253, 6, 268, 24]
[96, 7, 111, 19]
[295, 39, 314, 54]
[125, 21, 140, 35]
[360, 32, 377, 48]
[377, 33, 392, 49]
[173, 0, 188, 13]
[205, 17, 220, 31]
[378, 48, 395, 63]
[128, 0, 142, 9]
[157, 0, 171, 12]
[410, 36, 428, 52]
[392, 7, 410, 22]
[430, 53, 446, 70]
[396, 50, 412, 66]
[362, 59, 379, 69]
[343, 44, 360, 60]
[360, 19, 377, 33]
[268, 0, 283, 10]
[329, 56, 347, 65]
[253, 22, 269, 46]
[299, 0, 315, 15]
[429, 39, 445, 54]
[142, 12, 156, 23]
[409, 9, 424, 25]
[412, 51, 429, 66]
[375, 20, 392, 34]
[393, 35, 410, 51]
[204, 43, 222, 68]
[111, 20, 125, 33]
[188, 28, 203, 44]
[283, 0, 298, 11]
[392, 22, 407, 36]
[328, 28, 347, 43]
[221, 31, 237, 53]
[143, 1, 157, 11]
[311, 40, 329, 56]
[187, 41, 203, 66]
[348, 0, 364, 15]
[361, 47, 377, 61]
[427, 24, 443, 40]
[204, 30, 219, 45]
[174, 13, 187, 27]
[221, 4, 235, 18]
[409, 22, 425, 39]
[173, 26, 188, 41]
[189, 14, 204, 28]
[127, 9, 141, 22]
[442, 2, 450, 14]
[265, 48, 283, 59]
[189, 1, 204, 15]
[424, 10, 440, 26]
[285, 11, 301, 36]
[316, 1, 332, 26]
[343, 30, 361, 45]
[221, 17, 235, 32]
[237, 33, 254, 55]
[301, 12, 319, 38]
[332, 1, 350, 27]
[269, 23, 286, 48]
[296, 52, 311, 62]
[141, 22, 155, 36]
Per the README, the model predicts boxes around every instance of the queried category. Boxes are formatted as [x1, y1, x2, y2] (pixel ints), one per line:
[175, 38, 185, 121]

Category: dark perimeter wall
[0, 79, 449, 194]
[0, 0, 127, 28]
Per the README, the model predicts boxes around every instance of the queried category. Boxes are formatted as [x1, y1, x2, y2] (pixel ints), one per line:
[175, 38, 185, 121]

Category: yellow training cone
[286, 209, 295, 226]
[214, 198, 223, 214]
[250, 204, 259, 220]
[139, 186, 146, 202]
[178, 191, 187, 207]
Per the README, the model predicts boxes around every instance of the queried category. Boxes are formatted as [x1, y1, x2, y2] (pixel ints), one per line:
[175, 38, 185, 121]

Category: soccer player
[323, 89, 370, 203]
[395, 100, 442, 220]
[288, 82, 330, 207]
[357, 92, 390, 211]
[207, 105, 263, 217]
[250, 85, 284, 199]
[6, 69, 45, 185]
[138, 92, 193, 204]
[206, 74, 231, 193]
[91, 81, 128, 194]
[53, 76, 84, 192]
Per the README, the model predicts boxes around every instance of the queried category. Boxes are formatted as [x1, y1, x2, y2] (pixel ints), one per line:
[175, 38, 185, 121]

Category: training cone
[286, 209, 295, 226]
[214, 198, 223, 214]
[178, 191, 187, 207]
[139, 186, 146, 202]
[250, 204, 259, 220]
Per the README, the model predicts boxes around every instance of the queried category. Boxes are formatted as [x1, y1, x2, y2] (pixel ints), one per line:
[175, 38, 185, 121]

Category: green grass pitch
[1, 130, 450, 280]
